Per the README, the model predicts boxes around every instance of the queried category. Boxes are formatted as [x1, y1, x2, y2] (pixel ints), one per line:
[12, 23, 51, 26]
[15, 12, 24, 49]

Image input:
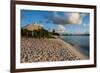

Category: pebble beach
[21, 37, 87, 63]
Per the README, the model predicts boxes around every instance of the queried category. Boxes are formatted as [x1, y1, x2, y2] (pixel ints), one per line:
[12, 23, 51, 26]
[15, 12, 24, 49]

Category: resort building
[23, 23, 42, 31]
[22, 23, 43, 37]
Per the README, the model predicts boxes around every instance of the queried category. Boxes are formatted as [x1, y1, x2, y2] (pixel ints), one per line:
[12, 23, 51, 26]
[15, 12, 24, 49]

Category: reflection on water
[60, 35, 89, 57]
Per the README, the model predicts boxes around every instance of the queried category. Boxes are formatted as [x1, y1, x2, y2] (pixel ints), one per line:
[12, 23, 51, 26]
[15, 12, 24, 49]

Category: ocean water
[60, 35, 90, 57]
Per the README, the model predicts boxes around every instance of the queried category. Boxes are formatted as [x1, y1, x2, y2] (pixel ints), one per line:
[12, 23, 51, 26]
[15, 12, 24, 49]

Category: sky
[21, 10, 90, 34]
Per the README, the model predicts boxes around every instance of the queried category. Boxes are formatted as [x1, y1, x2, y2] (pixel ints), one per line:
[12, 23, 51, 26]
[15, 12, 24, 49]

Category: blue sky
[21, 10, 90, 34]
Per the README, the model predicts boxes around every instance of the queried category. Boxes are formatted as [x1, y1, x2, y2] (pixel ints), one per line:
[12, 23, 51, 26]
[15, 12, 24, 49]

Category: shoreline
[58, 36, 89, 59]
[54, 36, 88, 59]
[57, 37, 88, 59]
[21, 37, 88, 63]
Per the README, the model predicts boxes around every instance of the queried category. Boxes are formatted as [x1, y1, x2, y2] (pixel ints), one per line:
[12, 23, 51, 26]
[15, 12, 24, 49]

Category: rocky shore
[21, 37, 87, 63]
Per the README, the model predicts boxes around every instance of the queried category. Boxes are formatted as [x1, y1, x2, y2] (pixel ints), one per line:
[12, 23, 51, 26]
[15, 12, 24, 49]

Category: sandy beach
[21, 37, 87, 63]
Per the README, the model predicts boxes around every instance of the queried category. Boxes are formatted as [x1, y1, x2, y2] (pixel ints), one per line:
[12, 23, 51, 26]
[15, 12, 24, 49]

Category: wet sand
[21, 37, 87, 63]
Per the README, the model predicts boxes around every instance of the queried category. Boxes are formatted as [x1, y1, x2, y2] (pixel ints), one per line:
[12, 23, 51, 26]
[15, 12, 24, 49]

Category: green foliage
[21, 28, 59, 38]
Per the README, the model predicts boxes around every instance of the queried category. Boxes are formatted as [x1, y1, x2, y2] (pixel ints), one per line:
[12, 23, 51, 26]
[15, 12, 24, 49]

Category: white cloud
[53, 12, 59, 17]
[40, 24, 43, 27]
[46, 12, 83, 25]
[55, 25, 65, 33]
[83, 23, 87, 27]
[67, 13, 82, 24]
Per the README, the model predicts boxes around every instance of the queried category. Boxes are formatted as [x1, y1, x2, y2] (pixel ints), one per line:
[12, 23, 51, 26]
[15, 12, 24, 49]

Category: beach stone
[21, 37, 86, 63]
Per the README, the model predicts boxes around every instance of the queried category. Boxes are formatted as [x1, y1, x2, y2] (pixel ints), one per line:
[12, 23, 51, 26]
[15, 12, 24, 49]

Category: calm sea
[60, 35, 90, 57]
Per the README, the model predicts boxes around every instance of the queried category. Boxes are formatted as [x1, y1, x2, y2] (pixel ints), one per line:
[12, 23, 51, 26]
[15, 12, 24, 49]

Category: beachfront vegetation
[21, 28, 59, 38]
